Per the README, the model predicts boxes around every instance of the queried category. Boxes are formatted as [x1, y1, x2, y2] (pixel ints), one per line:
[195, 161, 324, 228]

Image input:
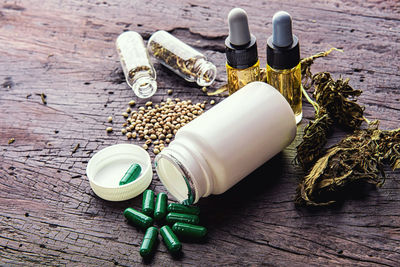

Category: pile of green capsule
[123, 189, 207, 258]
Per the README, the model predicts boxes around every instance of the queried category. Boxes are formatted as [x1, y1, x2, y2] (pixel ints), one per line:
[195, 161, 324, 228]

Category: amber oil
[266, 63, 302, 123]
[227, 60, 260, 95]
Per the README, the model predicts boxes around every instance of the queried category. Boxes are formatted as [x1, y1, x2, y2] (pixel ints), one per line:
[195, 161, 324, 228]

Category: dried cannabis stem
[301, 47, 342, 90]
[297, 126, 400, 206]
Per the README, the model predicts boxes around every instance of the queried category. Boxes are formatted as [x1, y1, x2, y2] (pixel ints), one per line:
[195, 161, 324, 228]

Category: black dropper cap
[225, 8, 258, 69]
[267, 11, 300, 70]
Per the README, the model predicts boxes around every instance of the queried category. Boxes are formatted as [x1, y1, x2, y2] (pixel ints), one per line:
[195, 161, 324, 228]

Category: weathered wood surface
[1, 0, 399, 266]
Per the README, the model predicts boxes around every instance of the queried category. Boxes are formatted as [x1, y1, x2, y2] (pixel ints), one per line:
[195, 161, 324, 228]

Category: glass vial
[116, 31, 157, 98]
[155, 82, 296, 204]
[147, 30, 217, 87]
[225, 8, 260, 95]
[266, 11, 302, 124]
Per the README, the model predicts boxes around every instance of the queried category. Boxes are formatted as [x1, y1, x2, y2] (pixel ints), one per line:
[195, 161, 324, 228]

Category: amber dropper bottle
[225, 8, 260, 95]
[266, 11, 302, 124]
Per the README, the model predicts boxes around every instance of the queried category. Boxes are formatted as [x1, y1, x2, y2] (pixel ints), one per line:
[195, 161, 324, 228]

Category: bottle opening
[155, 154, 195, 204]
[132, 76, 157, 98]
[195, 59, 217, 87]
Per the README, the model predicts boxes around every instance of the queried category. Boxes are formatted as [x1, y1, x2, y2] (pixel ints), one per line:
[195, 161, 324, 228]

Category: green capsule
[160, 225, 181, 253]
[142, 190, 155, 216]
[167, 203, 200, 215]
[123, 207, 153, 229]
[154, 193, 168, 221]
[140, 227, 158, 257]
[166, 212, 199, 225]
[172, 222, 207, 239]
[119, 163, 142, 185]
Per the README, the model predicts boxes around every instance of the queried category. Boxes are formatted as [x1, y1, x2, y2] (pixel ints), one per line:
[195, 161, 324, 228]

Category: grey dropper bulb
[228, 8, 251, 46]
[272, 11, 293, 47]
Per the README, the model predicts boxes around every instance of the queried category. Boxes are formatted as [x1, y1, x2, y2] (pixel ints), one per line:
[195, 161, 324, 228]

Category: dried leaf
[312, 72, 364, 130]
[295, 110, 334, 170]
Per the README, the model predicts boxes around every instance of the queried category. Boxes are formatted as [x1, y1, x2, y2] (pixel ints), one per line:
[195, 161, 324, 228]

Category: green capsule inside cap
[119, 163, 142, 186]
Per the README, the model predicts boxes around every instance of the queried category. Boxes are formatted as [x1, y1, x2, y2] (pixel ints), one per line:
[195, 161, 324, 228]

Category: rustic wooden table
[1, 0, 399, 266]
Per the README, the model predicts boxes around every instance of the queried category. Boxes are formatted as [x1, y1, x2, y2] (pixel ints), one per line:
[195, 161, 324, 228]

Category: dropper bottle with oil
[225, 8, 260, 95]
[266, 11, 302, 124]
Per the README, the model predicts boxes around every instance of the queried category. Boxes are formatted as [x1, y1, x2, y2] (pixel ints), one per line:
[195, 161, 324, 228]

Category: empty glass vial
[147, 30, 217, 87]
[116, 31, 157, 98]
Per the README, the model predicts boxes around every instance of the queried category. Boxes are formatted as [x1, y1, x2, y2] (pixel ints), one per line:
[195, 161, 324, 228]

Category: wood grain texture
[0, 0, 399, 266]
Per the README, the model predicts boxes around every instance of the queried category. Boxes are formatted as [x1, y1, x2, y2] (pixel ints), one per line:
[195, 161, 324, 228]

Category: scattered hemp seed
[129, 100, 136, 106]
[210, 100, 215, 105]
[72, 143, 80, 154]
[107, 116, 113, 123]
[126, 107, 132, 113]
[143, 144, 148, 150]
[8, 138, 15, 144]
[106, 127, 113, 133]
[121, 98, 207, 152]
[121, 128, 127, 135]
[122, 112, 129, 118]
[167, 89, 173, 95]
[202, 87, 207, 93]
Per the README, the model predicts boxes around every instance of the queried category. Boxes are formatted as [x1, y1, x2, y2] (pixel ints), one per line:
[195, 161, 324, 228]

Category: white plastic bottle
[155, 81, 296, 204]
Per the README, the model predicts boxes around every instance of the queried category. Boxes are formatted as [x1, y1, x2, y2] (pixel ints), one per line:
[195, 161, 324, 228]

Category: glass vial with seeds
[116, 31, 157, 98]
[147, 30, 217, 87]
[155, 82, 296, 205]
[266, 11, 302, 124]
[225, 8, 260, 95]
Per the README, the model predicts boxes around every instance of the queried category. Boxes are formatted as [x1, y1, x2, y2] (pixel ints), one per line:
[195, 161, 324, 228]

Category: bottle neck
[130, 71, 157, 98]
[225, 34, 258, 69]
[154, 138, 212, 204]
[266, 35, 300, 70]
[193, 58, 217, 87]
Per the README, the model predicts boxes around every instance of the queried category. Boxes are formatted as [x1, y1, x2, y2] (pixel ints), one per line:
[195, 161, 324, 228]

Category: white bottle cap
[86, 144, 152, 201]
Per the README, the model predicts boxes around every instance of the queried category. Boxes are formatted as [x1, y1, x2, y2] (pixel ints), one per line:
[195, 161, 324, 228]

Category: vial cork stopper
[228, 8, 251, 46]
[272, 11, 294, 47]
